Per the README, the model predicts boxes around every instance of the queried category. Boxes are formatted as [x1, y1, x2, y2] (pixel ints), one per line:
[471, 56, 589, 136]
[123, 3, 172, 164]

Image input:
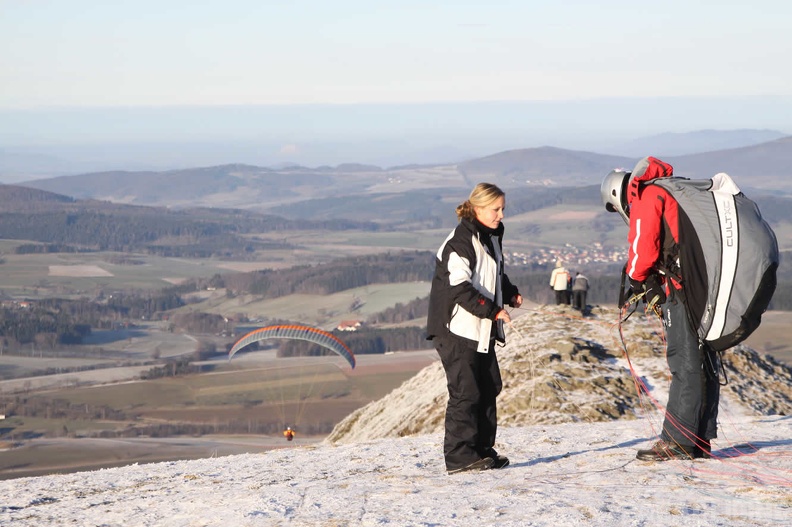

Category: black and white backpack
[648, 173, 778, 351]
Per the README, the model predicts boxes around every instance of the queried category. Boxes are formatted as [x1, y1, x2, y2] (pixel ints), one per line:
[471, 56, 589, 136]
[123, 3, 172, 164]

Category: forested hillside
[218, 252, 434, 297]
[4, 181, 789, 238]
[0, 292, 184, 349]
[0, 185, 380, 256]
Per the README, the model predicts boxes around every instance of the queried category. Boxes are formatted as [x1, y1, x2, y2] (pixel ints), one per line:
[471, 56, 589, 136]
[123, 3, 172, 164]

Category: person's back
[572, 272, 589, 311]
[549, 261, 570, 304]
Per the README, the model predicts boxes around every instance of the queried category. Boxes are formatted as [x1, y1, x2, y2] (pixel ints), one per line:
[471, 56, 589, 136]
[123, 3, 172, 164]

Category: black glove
[644, 274, 667, 307]
[629, 275, 667, 307]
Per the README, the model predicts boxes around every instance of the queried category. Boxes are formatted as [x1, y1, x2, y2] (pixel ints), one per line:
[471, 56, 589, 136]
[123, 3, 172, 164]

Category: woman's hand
[511, 294, 523, 308]
[495, 309, 511, 324]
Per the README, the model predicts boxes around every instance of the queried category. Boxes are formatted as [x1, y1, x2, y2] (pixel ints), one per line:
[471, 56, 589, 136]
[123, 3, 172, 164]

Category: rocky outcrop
[723, 346, 792, 415]
[327, 305, 792, 444]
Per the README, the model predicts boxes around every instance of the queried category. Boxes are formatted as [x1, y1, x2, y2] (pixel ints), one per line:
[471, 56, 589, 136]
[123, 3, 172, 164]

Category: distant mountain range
[12, 134, 792, 213]
[604, 129, 786, 157]
[459, 136, 792, 194]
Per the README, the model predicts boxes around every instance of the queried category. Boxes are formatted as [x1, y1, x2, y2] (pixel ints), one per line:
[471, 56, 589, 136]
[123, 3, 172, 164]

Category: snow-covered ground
[1, 415, 790, 526]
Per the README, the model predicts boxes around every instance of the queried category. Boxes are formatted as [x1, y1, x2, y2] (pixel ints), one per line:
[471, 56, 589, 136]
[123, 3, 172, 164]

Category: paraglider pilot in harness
[601, 156, 719, 461]
[284, 427, 295, 442]
[227, 324, 357, 448]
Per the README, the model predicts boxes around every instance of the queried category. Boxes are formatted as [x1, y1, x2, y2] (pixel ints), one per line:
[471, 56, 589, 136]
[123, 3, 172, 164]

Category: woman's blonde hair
[455, 182, 505, 221]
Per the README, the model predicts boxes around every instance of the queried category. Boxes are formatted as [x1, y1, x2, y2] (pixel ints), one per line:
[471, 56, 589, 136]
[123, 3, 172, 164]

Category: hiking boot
[636, 440, 696, 461]
[694, 441, 712, 459]
[447, 457, 494, 475]
[480, 448, 510, 469]
[491, 455, 510, 469]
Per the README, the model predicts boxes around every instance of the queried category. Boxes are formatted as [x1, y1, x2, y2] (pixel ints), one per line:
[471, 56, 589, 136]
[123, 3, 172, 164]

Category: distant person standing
[426, 182, 522, 475]
[549, 261, 571, 305]
[572, 272, 590, 312]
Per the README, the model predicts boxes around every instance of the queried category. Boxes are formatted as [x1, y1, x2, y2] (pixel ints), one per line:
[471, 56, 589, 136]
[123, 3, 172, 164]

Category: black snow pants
[435, 334, 502, 471]
[661, 295, 720, 448]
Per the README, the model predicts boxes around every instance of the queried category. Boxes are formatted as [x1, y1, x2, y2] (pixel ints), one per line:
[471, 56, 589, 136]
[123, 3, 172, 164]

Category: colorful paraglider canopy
[228, 324, 356, 369]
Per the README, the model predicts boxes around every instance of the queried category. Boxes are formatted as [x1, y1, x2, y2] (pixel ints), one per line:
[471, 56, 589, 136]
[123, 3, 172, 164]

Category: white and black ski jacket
[427, 218, 519, 353]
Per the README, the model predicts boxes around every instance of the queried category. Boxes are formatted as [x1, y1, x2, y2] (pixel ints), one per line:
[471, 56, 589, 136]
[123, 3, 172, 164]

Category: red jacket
[626, 157, 680, 287]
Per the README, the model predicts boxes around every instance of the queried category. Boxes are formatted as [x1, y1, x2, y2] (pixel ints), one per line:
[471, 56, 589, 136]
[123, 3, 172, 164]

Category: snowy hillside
[1, 305, 791, 526]
[1, 417, 789, 526]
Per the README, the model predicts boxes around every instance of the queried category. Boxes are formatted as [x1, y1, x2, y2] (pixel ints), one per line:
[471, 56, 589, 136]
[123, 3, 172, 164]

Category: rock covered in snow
[327, 305, 792, 444]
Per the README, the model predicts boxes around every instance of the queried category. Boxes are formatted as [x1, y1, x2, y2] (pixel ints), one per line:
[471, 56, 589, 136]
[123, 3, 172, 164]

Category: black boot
[491, 455, 510, 468]
[447, 457, 494, 475]
[480, 448, 510, 468]
[694, 441, 712, 459]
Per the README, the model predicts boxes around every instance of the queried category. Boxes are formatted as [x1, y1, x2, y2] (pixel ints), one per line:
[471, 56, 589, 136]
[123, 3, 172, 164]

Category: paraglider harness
[284, 427, 295, 441]
[620, 170, 780, 388]
[617, 248, 727, 387]
[619, 264, 729, 386]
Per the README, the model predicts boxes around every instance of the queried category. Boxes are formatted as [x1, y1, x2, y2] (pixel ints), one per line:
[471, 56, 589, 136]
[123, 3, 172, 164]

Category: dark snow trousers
[661, 296, 720, 448]
[573, 290, 587, 310]
[554, 290, 568, 305]
[435, 335, 502, 471]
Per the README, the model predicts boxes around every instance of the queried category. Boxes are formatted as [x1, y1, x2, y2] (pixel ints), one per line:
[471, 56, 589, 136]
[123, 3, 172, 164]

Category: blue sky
[1, 1, 792, 171]
[2, 0, 791, 108]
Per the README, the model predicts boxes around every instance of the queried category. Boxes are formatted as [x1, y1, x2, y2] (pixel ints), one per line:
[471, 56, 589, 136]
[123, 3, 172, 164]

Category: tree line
[0, 192, 382, 257]
[277, 326, 434, 358]
[208, 251, 435, 298]
[0, 292, 185, 351]
[2, 249, 791, 355]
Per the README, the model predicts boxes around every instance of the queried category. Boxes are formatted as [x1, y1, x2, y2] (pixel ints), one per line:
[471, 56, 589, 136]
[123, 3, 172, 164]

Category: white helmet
[600, 169, 631, 225]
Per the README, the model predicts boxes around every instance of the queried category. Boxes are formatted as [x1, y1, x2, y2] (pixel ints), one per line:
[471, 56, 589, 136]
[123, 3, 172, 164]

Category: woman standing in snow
[426, 182, 522, 475]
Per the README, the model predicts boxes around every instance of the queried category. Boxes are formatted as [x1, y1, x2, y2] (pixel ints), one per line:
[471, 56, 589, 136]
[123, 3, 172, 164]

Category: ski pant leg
[661, 297, 706, 447]
[474, 341, 502, 457]
[435, 335, 497, 470]
[700, 348, 721, 441]
[573, 291, 584, 310]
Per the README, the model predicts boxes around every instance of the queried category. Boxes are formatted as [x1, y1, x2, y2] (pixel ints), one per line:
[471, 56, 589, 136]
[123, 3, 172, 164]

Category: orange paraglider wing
[228, 324, 355, 369]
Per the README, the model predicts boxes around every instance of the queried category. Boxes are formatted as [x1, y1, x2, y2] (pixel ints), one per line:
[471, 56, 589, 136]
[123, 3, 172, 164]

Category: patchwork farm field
[178, 281, 431, 329]
[0, 350, 438, 479]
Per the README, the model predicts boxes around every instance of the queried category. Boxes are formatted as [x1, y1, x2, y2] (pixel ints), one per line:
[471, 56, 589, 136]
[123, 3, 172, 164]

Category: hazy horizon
[2, 97, 791, 180]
